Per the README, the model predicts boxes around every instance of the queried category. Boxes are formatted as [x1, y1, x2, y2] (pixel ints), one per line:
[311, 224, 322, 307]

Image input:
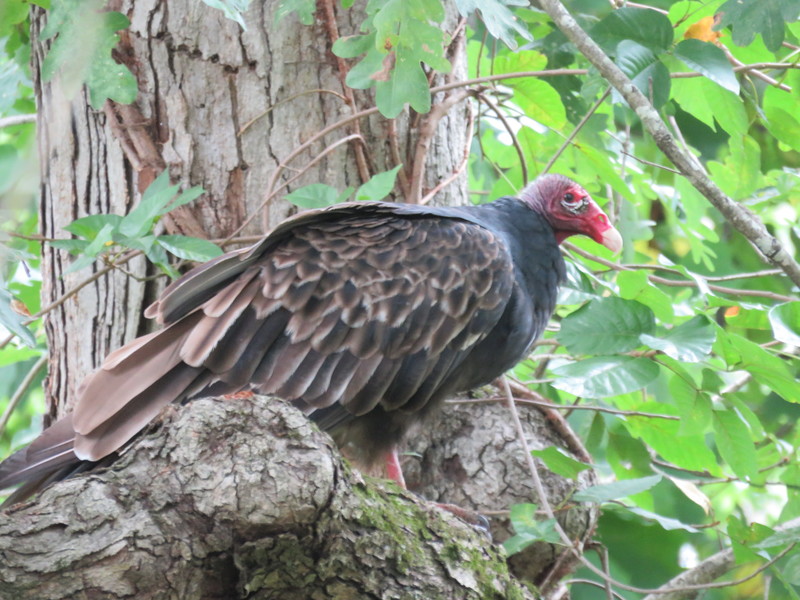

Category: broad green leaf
[784, 554, 800, 586]
[591, 7, 673, 54]
[156, 235, 223, 262]
[285, 183, 340, 208]
[702, 80, 748, 137]
[332, 34, 374, 60]
[715, 330, 800, 404]
[503, 503, 562, 554]
[41, 1, 137, 108]
[551, 356, 660, 399]
[717, 0, 799, 51]
[673, 39, 739, 94]
[573, 474, 662, 503]
[615, 41, 670, 108]
[0, 284, 35, 347]
[559, 297, 655, 355]
[375, 47, 431, 117]
[508, 78, 567, 130]
[531, 447, 591, 479]
[275, 0, 315, 25]
[355, 165, 402, 201]
[48, 239, 90, 255]
[345, 45, 386, 90]
[666, 366, 712, 435]
[728, 516, 776, 562]
[608, 505, 700, 533]
[200, 0, 251, 28]
[63, 223, 115, 274]
[754, 528, 800, 549]
[119, 170, 180, 238]
[63, 214, 123, 240]
[640, 315, 716, 362]
[671, 77, 716, 131]
[626, 403, 720, 473]
[454, 0, 532, 49]
[713, 410, 757, 479]
[160, 186, 205, 215]
[764, 85, 800, 151]
[492, 50, 547, 75]
[616, 270, 674, 322]
[768, 302, 800, 346]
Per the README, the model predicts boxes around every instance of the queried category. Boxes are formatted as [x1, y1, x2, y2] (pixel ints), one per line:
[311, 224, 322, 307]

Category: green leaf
[531, 447, 591, 479]
[551, 356, 660, 399]
[503, 503, 563, 554]
[63, 214, 123, 240]
[559, 297, 655, 355]
[285, 183, 340, 209]
[454, 0, 532, 49]
[0, 284, 36, 347]
[200, 0, 251, 28]
[715, 330, 800, 404]
[717, 0, 799, 51]
[332, 34, 374, 60]
[119, 171, 181, 238]
[63, 223, 115, 275]
[713, 410, 757, 479]
[375, 47, 432, 117]
[591, 7, 673, 54]
[275, 0, 315, 25]
[768, 302, 800, 346]
[48, 239, 90, 254]
[673, 39, 739, 94]
[156, 235, 223, 262]
[41, 1, 137, 108]
[355, 165, 402, 201]
[607, 505, 700, 533]
[640, 315, 716, 362]
[753, 528, 800, 549]
[573, 474, 662, 503]
[160, 186, 205, 215]
[617, 270, 674, 322]
[0, 345, 41, 368]
[615, 40, 670, 109]
[506, 78, 567, 130]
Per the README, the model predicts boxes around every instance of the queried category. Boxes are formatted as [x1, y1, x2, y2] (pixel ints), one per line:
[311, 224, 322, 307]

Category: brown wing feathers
[0, 205, 515, 502]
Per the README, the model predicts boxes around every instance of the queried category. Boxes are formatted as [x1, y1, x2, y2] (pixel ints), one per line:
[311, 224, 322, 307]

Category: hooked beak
[599, 226, 623, 253]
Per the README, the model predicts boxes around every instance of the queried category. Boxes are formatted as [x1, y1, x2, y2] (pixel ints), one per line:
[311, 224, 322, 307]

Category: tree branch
[539, 0, 800, 288]
[0, 397, 533, 600]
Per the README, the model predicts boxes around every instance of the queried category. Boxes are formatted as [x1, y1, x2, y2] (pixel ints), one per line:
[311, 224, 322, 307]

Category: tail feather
[73, 311, 204, 435]
[0, 415, 77, 490]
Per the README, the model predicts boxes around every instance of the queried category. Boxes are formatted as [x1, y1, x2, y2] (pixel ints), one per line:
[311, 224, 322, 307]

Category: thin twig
[0, 114, 36, 128]
[0, 355, 48, 438]
[542, 88, 611, 175]
[407, 89, 474, 204]
[420, 103, 474, 205]
[320, 0, 371, 184]
[476, 92, 528, 183]
[237, 88, 348, 136]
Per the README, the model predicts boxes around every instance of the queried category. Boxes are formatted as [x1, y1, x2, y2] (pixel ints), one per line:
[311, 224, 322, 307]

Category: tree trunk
[34, 0, 468, 419]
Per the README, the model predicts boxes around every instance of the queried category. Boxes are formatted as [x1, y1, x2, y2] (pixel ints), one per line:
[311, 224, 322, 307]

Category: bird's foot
[434, 502, 492, 537]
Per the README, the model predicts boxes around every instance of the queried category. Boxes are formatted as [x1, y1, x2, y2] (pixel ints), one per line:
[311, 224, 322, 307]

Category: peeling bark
[0, 398, 535, 600]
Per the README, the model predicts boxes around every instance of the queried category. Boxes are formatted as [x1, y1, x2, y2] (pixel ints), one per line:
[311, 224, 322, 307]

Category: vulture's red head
[522, 174, 623, 252]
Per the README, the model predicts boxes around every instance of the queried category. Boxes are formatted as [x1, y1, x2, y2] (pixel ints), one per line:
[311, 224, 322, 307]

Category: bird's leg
[383, 448, 407, 489]
[385, 448, 490, 532]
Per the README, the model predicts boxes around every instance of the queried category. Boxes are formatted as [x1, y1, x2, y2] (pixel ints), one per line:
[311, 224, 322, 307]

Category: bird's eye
[561, 192, 588, 213]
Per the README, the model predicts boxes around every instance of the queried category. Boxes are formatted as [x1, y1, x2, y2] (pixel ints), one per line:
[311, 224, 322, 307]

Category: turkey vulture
[0, 174, 621, 504]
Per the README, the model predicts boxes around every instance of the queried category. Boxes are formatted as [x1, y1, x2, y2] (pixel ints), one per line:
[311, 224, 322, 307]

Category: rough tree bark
[0, 397, 535, 600]
[10, 0, 597, 594]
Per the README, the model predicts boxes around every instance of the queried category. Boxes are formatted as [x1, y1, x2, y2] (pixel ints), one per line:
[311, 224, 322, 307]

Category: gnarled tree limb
[0, 397, 534, 600]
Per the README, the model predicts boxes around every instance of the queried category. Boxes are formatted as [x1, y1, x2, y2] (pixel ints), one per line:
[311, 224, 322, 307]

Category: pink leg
[384, 449, 407, 489]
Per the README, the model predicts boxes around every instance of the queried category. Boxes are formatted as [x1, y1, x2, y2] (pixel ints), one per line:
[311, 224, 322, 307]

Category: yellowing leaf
[684, 16, 721, 43]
